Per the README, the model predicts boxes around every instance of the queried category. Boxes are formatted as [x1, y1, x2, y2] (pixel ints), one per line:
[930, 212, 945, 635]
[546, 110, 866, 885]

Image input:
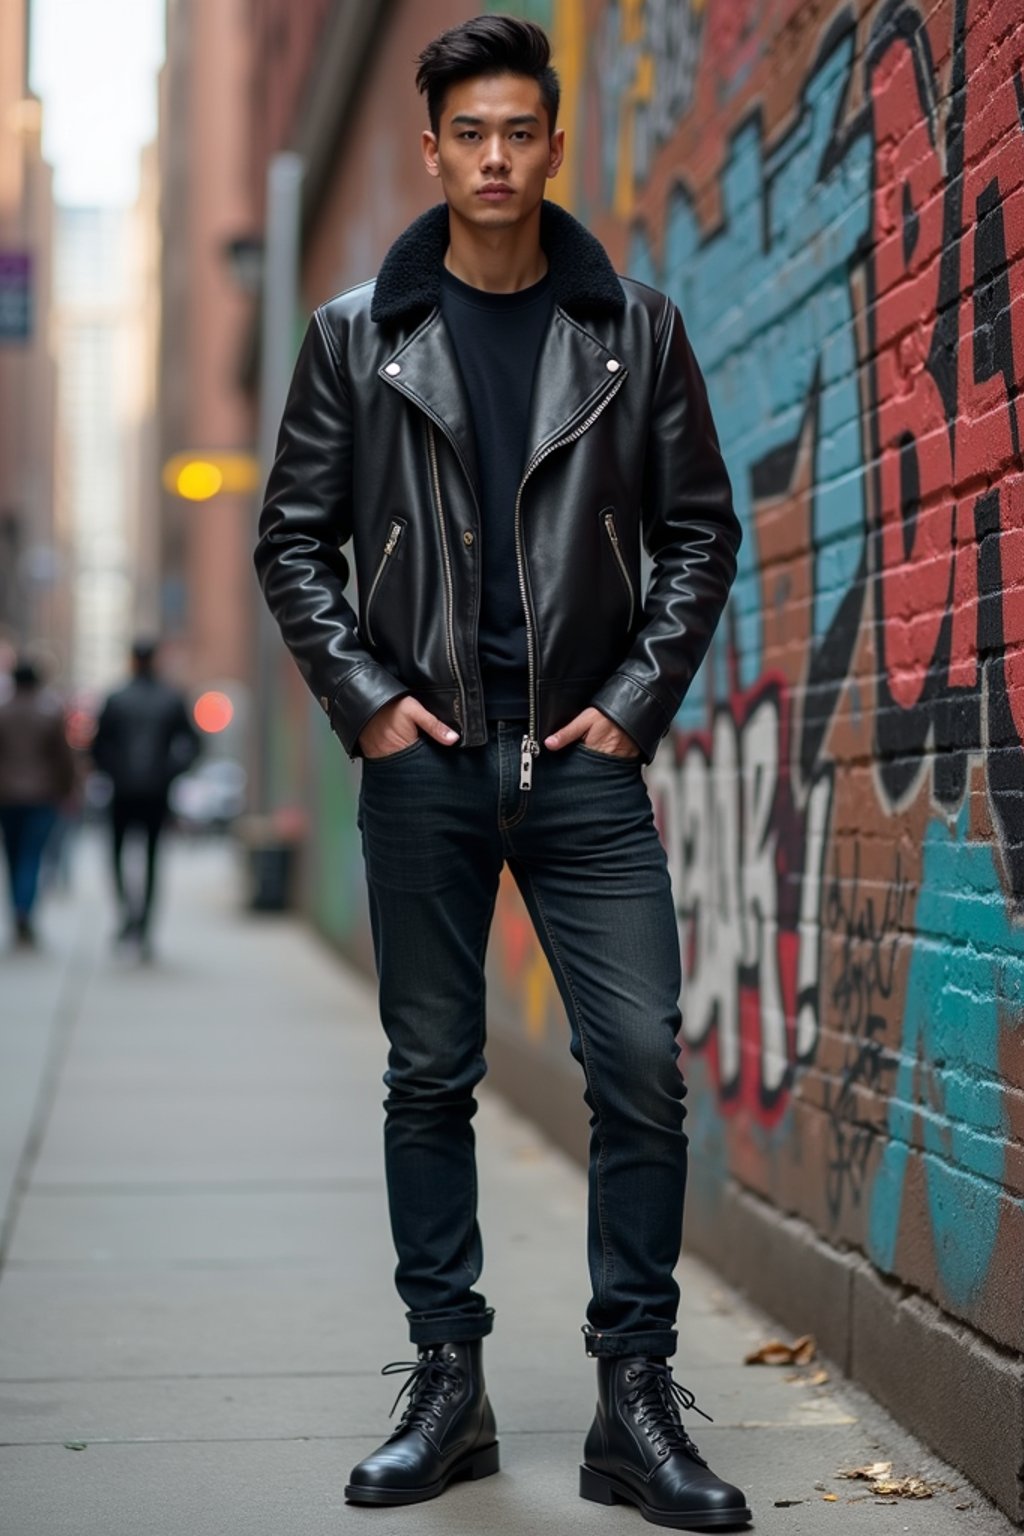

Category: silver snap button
[384, 362, 401, 376]
[463, 530, 474, 547]
[319, 696, 329, 713]
[606, 358, 621, 372]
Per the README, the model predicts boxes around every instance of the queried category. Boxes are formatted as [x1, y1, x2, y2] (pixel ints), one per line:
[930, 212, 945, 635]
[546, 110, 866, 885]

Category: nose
[481, 135, 510, 175]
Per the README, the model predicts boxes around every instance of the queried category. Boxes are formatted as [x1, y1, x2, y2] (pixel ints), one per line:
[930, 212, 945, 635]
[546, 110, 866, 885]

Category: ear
[422, 129, 441, 180]
[546, 128, 565, 181]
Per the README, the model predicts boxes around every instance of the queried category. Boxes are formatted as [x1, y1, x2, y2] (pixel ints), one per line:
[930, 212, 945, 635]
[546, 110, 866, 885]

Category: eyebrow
[449, 113, 542, 127]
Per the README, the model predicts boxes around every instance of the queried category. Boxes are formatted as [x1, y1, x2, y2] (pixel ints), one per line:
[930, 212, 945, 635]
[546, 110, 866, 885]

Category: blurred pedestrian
[92, 638, 200, 955]
[0, 657, 75, 947]
[256, 14, 748, 1527]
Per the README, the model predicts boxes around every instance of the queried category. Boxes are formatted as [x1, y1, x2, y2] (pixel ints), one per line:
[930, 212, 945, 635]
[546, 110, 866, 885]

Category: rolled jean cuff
[583, 1325, 678, 1359]
[407, 1305, 495, 1346]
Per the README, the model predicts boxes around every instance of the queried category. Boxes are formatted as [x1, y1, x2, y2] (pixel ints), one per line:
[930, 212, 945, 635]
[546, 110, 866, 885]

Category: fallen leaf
[808, 1368, 830, 1385]
[839, 1461, 893, 1481]
[874, 1479, 933, 1499]
[773, 1499, 804, 1507]
[744, 1333, 817, 1366]
[837, 1462, 934, 1499]
[823, 1493, 838, 1501]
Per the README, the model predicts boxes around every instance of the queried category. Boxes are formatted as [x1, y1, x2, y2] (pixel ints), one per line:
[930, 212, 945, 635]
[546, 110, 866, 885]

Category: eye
[457, 130, 480, 141]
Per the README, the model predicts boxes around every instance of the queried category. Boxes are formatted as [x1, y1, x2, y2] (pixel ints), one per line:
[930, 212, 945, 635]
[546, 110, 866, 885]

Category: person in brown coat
[0, 658, 75, 946]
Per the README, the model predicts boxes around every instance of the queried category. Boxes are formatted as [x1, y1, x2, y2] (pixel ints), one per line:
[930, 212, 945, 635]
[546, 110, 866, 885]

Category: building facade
[157, 0, 258, 695]
[0, 0, 61, 672]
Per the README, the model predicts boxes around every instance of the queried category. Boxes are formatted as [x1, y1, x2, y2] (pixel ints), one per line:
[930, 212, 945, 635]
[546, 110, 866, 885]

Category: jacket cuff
[590, 673, 674, 763]
[325, 664, 409, 758]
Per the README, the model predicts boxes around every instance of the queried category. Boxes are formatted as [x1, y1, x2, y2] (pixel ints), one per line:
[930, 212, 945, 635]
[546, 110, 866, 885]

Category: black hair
[415, 14, 560, 136]
[12, 657, 39, 690]
[131, 636, 158, 673]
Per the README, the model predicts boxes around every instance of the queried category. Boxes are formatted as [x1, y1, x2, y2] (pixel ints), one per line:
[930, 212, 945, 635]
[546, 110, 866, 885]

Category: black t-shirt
[440, 266, 554, 718]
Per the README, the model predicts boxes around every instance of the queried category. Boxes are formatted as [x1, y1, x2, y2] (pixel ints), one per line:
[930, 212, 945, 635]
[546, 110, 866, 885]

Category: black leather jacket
[255, 202, 740, 767]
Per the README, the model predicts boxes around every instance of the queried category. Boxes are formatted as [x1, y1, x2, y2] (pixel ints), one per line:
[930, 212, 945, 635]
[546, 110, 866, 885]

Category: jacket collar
[370, 200, 625, 326]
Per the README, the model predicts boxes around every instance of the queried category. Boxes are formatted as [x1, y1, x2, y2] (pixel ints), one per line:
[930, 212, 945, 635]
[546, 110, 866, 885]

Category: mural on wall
[489, 0, 1024, 1351]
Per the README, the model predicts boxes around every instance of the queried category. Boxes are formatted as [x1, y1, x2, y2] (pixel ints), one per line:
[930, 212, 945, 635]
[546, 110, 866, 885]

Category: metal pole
[255, 151, 304, 813]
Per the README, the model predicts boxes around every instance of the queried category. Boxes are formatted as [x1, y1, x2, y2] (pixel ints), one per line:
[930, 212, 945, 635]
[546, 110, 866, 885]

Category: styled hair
[415, 14, 560, 136]
[131, 636, 158, 673]
[12, 657, 40, 690]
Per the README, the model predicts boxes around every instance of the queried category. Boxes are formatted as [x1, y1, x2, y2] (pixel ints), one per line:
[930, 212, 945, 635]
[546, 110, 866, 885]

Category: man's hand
[544, 707, 641, 759]
[359, 696, 459, 759]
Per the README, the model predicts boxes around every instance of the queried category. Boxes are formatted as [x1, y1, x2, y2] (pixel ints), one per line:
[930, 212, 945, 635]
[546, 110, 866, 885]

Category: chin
[457, 196, 539, 229]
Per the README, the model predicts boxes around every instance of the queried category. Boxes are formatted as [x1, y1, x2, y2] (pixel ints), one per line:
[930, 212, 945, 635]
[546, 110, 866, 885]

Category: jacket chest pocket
[364, 518, 406, 647]
[601, 508, 635, 632]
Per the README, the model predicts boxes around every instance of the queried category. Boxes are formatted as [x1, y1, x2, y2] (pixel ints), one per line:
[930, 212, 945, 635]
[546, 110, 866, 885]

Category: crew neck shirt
[440, 265, 554, 719]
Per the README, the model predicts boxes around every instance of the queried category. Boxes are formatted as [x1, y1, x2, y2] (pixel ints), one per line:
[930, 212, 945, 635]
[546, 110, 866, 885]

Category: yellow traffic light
[163, 451, 260, 500]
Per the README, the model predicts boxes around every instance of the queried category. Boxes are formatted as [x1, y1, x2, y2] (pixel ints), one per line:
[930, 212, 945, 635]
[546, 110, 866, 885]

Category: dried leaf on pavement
[744, 1333, 817, 1366]
[839, 1461, 892, 1480]
[837, 1461, 934, 1498]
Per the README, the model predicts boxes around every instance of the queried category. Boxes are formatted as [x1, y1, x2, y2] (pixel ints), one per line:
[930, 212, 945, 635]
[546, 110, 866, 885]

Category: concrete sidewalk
[0, 834, 1015, 1535]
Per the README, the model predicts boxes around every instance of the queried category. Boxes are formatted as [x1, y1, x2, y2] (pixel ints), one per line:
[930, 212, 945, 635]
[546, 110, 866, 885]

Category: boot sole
[345, 1440, 500, 1505]
[580, 1464, 752, 1530]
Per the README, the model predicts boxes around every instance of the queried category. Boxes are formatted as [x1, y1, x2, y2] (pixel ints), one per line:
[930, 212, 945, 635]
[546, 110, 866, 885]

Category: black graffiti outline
[823, 839, 908, 1219]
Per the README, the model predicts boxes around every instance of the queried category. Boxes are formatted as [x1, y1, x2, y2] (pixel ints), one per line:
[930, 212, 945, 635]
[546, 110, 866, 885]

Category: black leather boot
[345, 1339, 499, 1505]
[581, 1357, 751, 1529]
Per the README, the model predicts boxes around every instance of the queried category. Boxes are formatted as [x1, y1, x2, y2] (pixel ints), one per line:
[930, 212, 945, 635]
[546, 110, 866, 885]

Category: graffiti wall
[486, 0, 1024, 1357]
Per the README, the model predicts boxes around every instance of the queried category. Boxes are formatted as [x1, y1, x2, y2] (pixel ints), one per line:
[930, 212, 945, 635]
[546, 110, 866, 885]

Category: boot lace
[624, 1363, 713, 1463]
[381, 1350, 462, 1433]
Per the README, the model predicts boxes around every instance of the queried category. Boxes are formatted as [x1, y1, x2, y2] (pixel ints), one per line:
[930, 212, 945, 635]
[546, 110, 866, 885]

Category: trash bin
[236, 811, 306, 912]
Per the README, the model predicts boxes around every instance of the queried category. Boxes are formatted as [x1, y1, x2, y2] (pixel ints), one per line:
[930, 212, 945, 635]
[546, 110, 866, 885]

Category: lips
[478, 185, 514, 199]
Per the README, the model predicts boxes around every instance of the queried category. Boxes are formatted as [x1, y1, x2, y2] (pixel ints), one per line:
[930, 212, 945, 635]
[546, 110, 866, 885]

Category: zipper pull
[383, 521, 401, 556]
[520, 735, 540, 792]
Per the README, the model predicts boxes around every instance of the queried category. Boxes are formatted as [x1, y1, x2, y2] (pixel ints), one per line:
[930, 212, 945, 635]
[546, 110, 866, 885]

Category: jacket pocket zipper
[364, 519, 404, 648]
[602, 510, 635, 632]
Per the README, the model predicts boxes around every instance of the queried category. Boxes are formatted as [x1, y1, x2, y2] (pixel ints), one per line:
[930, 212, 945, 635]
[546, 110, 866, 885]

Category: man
[256, 16, 749, 1529]
[0, 658, 75, 947]
[92, 639, 199, 955]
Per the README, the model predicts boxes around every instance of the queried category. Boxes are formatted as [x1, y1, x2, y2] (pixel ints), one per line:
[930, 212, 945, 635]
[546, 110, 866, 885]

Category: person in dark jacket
[0, 658, 75, 947]
[92, 639, 199, 952]
[256, 17, 749, 1527]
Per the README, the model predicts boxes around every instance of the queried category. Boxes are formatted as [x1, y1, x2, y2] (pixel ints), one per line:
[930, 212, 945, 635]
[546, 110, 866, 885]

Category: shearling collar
[369, 200, 625, 326]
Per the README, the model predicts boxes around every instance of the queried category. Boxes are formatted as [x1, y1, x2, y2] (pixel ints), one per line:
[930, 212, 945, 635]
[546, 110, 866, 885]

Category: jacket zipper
[427, 424, 468, 726]
[514, 369, 628, 790]
[603, 510, 635, 631]
[363, 520, 404, 649]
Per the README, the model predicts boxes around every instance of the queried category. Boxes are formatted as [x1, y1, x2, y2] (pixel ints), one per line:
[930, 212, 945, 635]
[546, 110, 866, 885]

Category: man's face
[422, 73, 564, 228]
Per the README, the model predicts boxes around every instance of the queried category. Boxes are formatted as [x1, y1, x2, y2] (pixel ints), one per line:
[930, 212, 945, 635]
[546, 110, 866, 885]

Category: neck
[443, 202, 548, 293]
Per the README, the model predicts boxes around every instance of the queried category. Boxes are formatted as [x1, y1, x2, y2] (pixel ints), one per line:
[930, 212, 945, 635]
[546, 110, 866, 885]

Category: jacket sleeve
[254, 308, 407, 756]
[91, 697, 115, 777]
[50, 706, 75, 801]
[168, 695, 201, 779]
[590, 300, 741, 760]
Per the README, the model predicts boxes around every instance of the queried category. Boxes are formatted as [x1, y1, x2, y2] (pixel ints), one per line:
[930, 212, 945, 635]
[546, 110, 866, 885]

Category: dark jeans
[358, 720, 687, 1359]
[0, 804, 58, 918]
[111, 795, 167, 933]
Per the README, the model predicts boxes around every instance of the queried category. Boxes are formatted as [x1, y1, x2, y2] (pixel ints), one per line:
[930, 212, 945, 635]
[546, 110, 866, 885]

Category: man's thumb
[410, 702, 459, 745]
